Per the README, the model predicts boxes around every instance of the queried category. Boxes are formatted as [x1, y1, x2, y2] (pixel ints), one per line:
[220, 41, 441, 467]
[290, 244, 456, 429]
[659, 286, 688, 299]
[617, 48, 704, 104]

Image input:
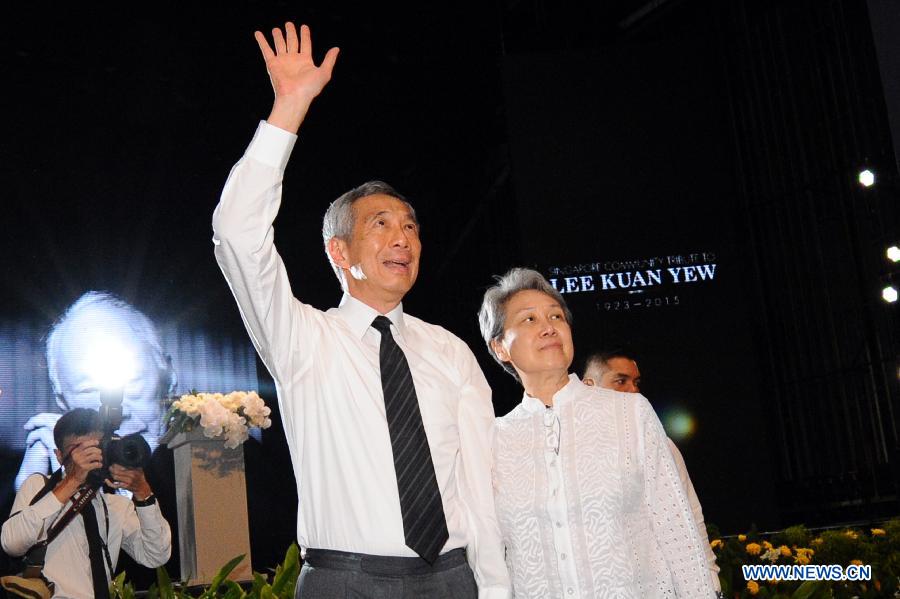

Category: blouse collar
[519, 373, 583, 413]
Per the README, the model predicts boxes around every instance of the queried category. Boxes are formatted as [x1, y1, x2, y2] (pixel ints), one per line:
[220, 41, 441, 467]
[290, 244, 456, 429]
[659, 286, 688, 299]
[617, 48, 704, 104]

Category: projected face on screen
[14, 291, 175, 489]
[48, 298, 173, 443]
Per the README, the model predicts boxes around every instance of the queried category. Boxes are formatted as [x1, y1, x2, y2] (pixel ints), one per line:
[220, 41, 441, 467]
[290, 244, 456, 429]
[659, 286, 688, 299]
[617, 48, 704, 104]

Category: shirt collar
[337, 293, 407, 340]
[519, 373, 584, 413]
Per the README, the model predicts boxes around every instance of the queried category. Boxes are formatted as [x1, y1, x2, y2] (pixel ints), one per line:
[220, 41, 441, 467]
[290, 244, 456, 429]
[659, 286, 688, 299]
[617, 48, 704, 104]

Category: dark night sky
[2, 3, 509, 325]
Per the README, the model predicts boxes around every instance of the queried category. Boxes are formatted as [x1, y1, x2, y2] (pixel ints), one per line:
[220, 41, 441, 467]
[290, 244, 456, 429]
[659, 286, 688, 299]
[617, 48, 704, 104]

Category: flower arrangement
[708, 519, 900, 598]
[163, 391, 272, 449]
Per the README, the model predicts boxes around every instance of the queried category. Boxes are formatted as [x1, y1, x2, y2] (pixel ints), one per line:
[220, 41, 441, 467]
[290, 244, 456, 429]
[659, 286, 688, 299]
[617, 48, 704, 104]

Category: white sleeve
[212, 121, 323, 384]
[637, 397, 715, 598]
[454, 343, 511, 599]
[1, 474, 66, 557]
[667, 438, 721, 592]
[119, 501, 172, 568]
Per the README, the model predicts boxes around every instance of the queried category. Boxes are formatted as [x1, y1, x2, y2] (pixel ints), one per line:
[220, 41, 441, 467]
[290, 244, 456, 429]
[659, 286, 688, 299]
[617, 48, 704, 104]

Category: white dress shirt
[492, 375, 714, 598]
[2, 474, 172, 599]
[212, 121, 510, 598]
[668, 438, 721, 592]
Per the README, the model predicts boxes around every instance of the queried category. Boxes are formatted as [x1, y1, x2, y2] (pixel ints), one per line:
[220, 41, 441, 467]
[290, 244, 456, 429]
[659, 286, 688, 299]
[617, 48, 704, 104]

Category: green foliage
[111, 544, 301, 599]
[813, 530, 875, 568]
[776, 525, 811, 549]
[791, 580, 830, 599]
[109, 571, 136, 599]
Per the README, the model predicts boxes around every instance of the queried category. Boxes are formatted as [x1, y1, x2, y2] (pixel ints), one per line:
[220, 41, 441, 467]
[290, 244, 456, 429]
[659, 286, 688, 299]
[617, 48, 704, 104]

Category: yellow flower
[795, 547, 814, 560]
[850, 559, 863, 566]
[871, 528, 886, 537]
[747, 581, 760, 595]
[794, 554, 810, 565]
[710, 539, 723, 550]
[762, 541, 773, 551]
[738, 534, 747, 542]
[843, 530, 858, 540]
[746, 543, 762, 556]
[779, 545, 792, 557]
[811, 537, 823, 546]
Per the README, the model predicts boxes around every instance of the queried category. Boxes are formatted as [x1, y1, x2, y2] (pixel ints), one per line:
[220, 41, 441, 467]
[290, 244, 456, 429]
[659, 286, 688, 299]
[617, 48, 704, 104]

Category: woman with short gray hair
[479, 268, 715, 598]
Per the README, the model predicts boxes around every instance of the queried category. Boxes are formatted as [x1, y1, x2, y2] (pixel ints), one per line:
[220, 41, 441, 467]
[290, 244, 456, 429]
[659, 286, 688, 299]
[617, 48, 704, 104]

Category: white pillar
[167, 430, 253, 585]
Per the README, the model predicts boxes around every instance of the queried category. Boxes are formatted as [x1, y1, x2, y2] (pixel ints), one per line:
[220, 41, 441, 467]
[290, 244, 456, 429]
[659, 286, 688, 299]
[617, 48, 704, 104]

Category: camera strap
[47, 485, 98, 544]
[2, 470, 98, 591]
[48, 488, 113, 574]
[17, 484, 98, 572]
[4, 470, 63, 576]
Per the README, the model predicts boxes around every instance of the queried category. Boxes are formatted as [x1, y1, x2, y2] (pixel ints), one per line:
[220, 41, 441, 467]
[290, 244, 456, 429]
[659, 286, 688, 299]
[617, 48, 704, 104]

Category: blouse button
[560, 553, 567, 560]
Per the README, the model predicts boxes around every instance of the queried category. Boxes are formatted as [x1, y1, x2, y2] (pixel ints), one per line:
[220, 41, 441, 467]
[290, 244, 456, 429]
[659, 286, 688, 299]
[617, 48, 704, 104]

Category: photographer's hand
[52, 438, 103, 503]
[107, 464, 153, 501]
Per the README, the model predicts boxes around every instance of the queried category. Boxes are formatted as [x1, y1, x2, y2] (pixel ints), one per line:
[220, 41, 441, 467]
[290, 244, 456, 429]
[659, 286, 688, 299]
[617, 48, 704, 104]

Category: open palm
[256, 23, 339, 106]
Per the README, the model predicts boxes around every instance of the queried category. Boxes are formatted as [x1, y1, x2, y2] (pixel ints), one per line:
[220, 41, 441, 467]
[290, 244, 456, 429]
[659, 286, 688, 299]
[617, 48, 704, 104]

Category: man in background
[2, 408, 171, 598]
[583, 347, 721, 594]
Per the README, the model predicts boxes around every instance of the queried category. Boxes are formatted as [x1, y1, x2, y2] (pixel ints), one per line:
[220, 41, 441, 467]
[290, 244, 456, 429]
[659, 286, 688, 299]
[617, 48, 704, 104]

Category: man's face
[53, 308, 166, 449]
[334, 194, 421, 311]
[597, 357, 642, 393]
[492, 290, 574, 378]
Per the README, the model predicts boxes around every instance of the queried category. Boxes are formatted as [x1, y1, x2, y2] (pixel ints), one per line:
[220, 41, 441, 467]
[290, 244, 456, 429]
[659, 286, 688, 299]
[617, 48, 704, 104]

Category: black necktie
[80, 499, 110, 599]
[372, 315, 449, 564]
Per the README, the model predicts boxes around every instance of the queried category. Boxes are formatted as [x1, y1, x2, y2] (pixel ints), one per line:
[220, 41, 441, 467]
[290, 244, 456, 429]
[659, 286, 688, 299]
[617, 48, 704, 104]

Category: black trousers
[295, 547, 478, 599]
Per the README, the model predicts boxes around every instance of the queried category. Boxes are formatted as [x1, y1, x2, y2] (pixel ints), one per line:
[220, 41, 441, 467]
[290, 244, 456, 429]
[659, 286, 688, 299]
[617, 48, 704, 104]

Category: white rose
[198, 399, 230, 437]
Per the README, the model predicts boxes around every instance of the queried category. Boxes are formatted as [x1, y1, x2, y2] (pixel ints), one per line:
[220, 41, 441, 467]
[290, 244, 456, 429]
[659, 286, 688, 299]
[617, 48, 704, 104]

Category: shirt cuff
[134, 501, 163, 517]
[245, 120, 298, 171]
[134, 503, 166, 530]
[478, 586, 512, 599]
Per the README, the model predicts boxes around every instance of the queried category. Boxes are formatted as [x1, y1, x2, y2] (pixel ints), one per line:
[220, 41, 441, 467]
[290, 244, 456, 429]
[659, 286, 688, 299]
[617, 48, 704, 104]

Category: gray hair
[46, 291, 176, 399]
[321, 180, 416, 289]
[478, 267, 573, 380]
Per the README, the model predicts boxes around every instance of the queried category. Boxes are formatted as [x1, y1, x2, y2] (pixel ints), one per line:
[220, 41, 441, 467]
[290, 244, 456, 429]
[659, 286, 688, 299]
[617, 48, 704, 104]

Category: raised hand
[23, 412, 63, 437]
[64, 438, 103, 486]
[106, 464, 153, 501]
[53, 437, 104, 502]
[255, 23, 339, 133]
[23, 414, 61, 467]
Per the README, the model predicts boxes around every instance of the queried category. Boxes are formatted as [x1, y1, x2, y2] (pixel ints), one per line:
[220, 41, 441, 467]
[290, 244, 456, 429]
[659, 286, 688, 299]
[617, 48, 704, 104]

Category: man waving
[212, 23, 509, 599]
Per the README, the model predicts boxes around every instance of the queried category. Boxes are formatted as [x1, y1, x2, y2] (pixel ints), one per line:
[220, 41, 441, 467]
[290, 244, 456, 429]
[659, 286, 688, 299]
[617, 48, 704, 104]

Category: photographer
[2, 408, 171, 598]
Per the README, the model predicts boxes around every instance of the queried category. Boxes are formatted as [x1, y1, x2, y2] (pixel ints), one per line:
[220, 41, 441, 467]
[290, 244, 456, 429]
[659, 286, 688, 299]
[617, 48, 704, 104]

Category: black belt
[304, 547, 467, 576]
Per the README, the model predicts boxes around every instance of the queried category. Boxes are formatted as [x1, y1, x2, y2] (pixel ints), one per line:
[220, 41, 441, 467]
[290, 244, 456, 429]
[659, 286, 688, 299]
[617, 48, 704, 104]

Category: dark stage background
[2, 0, 899, 577]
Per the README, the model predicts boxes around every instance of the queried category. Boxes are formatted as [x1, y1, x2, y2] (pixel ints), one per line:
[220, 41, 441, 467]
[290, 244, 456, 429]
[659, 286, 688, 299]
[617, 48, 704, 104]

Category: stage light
[661, 407, 696, 442]
[888, 246, 900, 263]
[859, 169, 876, 187]
[82, 332, 137, 389]
[883, 286, 898, 303]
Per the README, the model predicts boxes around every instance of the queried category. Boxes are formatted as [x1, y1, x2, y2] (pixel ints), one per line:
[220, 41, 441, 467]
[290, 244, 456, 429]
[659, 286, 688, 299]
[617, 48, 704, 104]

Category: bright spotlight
[883, 286, 899, 303]
[888, 246, 900, 263]
[859, 169, 876, 187]
[82, 333, 137, 389]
